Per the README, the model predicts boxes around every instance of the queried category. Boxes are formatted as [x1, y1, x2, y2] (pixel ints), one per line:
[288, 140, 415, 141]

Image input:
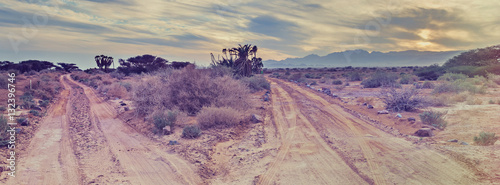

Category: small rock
[414, 128, 434, 137]
[377, 110, 389, 114]
[32, 106, 42, 111]
[362, 102, 367, 106]
[251, 114, 263, 123]
[169, 140, 179, 145]
[396, 113, 402, 118]
[447, 139, 458, 142]
[21, 118, 29, 126]
[367, 105, 374, 109]
[124, 107, 129, 111]
[120, 103, 127, 106]
[408, 117, 416, 122]
[460, 141, 469, 145]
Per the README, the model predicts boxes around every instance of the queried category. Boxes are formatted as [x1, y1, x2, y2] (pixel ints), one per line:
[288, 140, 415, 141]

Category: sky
[1, 0, 500, 69]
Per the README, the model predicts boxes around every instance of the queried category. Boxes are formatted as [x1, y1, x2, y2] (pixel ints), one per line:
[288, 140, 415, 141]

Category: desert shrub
[197, 106, 242, 129]
[474, 132, 498, 146]
[361, 72, 399, 88]
[487, 73, 500, 85]
[332, 80, 343, 85]
[0, 78, 8, 89]
[399, 74, 418, 84]
[209, 65, 233, 78]
[450, 92, 468, 103]
[107, 83, 128, 98]
[132, 77, 163, 116]
[152, 110, 177, 133]
[29, 110, 41, 117]
[133, 67, 251, 115]
[310, 81, 317, 85]
[120, 82, 132, 92]
[414, 64, 446, 80]
[21, 92, 36, 109]
[110, 71, 126, 79]
[380, 87, 426, 112]
[0, 116, 8, 140]
[304, 73, 321, 79]
[182, 125, 202, 139]
[445, 66, 479, 77]
[488, 100, 496, 104]
[419, 110, 447, 129]
[241, 75, 270, 92]
[318, 78, 327, 83]
[466, 97, 482, 105]
[433, 80, 484, 94]
[288, 73, 303, 81]
[428, 95, 450, 107]
[347, 72, 362, 81]
[438, 73, 468, 82]
[39, 100, 50, 108]
[422, 81, 434, 89]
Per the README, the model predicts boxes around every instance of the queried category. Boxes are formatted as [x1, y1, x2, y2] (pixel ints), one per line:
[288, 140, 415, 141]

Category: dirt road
[5, 75, 201, 185]
[258, 78, 480, 185]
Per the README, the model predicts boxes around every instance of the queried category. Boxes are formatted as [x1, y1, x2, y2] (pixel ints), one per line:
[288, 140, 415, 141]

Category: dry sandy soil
[1, 72, 498, 184]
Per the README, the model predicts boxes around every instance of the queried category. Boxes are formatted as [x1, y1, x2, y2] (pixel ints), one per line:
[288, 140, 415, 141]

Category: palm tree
[210, 44, 264, 77]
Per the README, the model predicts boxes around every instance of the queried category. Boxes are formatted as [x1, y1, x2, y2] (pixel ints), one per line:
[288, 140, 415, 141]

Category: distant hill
[263, 49, 462, 68]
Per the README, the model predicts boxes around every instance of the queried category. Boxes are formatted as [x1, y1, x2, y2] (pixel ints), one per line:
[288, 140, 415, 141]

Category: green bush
[438, 73, 468, 82]
[182, 125, 202, 139]
[445, 66, 479, 77]
[433, 79, 484, 94]
[21, 92, 36, 109]
[241, 75, 270, 92]
[152, 110, 177, 132]
[399, 74, 418, 84]
[197, 106, 242, 129]
[474, 132, 498, 146]
[414, 64, 446, 80]
[419, 110, 447, 130]
[332, 80, 343, 85]
[361, 72, 399, 88]
[29, 110, 41, 117]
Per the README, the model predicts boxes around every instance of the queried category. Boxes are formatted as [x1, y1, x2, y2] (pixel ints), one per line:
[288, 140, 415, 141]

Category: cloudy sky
[1, 0, 500, 69]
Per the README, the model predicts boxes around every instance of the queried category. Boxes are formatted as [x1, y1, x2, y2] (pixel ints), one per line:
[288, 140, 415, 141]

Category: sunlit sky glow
[1, 0, 500, 69]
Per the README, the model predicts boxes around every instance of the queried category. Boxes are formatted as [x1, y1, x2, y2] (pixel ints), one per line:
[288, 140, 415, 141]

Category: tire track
[258, 81, 368, 185]
[273, 78, 480, 185]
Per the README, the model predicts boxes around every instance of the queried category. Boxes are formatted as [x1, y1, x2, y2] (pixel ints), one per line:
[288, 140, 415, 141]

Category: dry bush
[466, 97, 483, 105]
[182, 125, 202, 139]
[197, 106, 242, 129]
[240, 75, 270, 92]
[487, 73, 500, 85]
[379, 87, 426, 112]
[133, 66, 251, 116]
[429, 94, 450, 107]
[132, 77, 163, 116]
[450, 92, 468, 103]
[107, 83, 128, 98]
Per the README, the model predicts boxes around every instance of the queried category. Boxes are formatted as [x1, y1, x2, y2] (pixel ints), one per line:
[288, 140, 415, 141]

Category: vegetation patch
[419, 110, 447, 130]
[474, 132, 498, 146]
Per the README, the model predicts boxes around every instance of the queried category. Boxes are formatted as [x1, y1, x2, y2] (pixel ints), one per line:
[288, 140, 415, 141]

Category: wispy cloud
[1, 0, 500, 69]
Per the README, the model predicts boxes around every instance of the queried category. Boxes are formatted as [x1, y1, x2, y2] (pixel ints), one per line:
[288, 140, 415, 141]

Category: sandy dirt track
[258, 78, 480, 185]
[5, 75, 201, 185]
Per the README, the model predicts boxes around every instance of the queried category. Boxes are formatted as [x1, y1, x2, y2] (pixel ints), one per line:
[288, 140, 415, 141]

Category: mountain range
[263, 49, 462, 68]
